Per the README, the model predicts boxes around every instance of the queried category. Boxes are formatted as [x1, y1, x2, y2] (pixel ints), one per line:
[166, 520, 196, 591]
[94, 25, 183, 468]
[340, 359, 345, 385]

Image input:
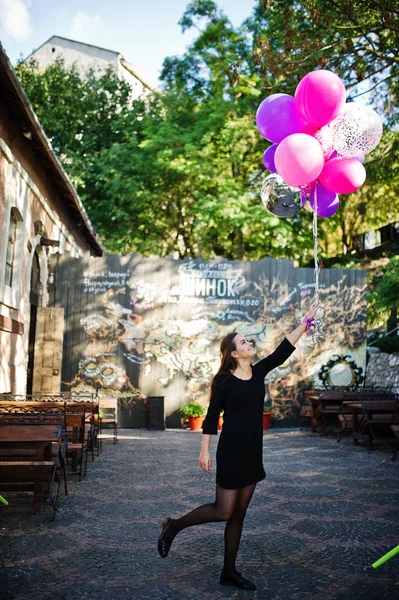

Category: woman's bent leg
[222, 483, 256, 576]
[166, 484, 238, 540]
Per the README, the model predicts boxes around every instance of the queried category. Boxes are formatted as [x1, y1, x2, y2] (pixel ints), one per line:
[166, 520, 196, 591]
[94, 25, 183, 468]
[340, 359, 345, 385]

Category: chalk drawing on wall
[64, 260, 367, 422]
[69, 356, 143, 396]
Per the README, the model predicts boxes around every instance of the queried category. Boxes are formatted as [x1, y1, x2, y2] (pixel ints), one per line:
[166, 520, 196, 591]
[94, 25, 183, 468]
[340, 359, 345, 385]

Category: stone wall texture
[365, 350, 399, 392]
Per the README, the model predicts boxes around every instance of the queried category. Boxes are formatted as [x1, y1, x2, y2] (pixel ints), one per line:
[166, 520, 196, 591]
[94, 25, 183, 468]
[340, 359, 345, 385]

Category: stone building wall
[365, 351, 399, 393]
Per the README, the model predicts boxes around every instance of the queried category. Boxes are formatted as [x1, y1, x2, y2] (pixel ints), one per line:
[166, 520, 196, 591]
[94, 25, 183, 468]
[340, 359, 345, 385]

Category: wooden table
[0, 425, 61, 459]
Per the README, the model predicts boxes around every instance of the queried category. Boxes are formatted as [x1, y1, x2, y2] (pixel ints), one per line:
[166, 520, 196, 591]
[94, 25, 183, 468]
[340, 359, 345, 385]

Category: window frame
[1, 206, 24, 309]
[5, 209, 18, 287]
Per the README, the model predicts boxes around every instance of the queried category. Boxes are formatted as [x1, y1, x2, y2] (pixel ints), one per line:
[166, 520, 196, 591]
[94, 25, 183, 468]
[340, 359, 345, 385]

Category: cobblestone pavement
[0, 429, 398, 600]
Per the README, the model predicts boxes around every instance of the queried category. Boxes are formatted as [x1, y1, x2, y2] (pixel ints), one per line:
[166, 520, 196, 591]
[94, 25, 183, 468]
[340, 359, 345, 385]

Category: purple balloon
[330, 150, 365, 163]
[256, 94, 308, 144]
[309, 182, 339, 217]
[262, 145, 278, 173]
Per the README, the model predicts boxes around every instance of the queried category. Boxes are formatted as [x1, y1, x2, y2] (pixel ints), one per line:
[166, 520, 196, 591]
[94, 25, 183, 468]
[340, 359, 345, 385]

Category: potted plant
[179, 402, 206, 431]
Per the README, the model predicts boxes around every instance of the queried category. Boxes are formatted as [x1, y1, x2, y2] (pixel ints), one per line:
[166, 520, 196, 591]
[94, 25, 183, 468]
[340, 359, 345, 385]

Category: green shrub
[179, 402, 206, 418]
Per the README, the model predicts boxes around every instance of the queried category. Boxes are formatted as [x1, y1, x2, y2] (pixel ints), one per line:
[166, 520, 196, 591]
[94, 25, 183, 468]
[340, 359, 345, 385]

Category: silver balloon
[260, 174, 304, 218]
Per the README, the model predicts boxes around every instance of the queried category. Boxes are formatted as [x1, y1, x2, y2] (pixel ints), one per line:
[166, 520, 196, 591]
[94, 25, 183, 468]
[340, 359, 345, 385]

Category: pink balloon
[274, 133, 325, 187]
[256, 94, 308, 144]
[309, 182, 339, 217]
[319, 157, 366, 194]
[262, 144, 278, 173]
[295, 70, 346, 128]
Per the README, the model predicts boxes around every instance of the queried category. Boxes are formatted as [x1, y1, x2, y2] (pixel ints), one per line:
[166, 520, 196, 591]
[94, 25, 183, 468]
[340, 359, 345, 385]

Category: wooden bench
[0, 408, 67, 464]
[0, 401, 89, 480]
[0, 398, 99, 463]
[0, 422, 66, 518]
[360, 400, 398, 453]
[0, 401, 66, 414]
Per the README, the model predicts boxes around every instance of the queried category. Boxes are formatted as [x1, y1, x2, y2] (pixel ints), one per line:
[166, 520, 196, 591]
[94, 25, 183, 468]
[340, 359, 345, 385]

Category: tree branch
[349, 72, 398, 98]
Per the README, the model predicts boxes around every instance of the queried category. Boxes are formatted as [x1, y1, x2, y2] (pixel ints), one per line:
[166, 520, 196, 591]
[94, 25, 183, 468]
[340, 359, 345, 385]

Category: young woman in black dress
[158, 303, 320, 590]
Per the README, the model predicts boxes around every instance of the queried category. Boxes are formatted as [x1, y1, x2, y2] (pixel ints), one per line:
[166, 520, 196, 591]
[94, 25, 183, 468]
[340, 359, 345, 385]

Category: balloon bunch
[256, 69, 383, 346]
[257, 69, 383, 219]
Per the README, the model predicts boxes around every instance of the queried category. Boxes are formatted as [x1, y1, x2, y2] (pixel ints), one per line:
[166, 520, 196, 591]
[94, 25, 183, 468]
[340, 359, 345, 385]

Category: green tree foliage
[16, 0, 399, 262]
[16, 58, 132, 185]
[245, 0, 399, 254]
[368, 255, 399, 332]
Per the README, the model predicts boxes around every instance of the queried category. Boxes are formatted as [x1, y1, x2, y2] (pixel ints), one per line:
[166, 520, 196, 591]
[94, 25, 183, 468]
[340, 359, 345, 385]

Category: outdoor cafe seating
[299, 388, 399, 459]
[0, 392, 116, 518]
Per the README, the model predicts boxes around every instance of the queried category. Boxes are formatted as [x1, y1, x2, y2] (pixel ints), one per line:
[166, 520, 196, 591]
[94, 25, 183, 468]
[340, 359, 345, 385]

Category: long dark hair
[209, 331, 238, 397]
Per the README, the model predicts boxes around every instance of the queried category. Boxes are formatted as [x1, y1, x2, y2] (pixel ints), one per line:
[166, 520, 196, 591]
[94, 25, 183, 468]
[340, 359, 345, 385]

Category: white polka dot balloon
[314, 125, 334, 158]
[330, 103, 383, 157]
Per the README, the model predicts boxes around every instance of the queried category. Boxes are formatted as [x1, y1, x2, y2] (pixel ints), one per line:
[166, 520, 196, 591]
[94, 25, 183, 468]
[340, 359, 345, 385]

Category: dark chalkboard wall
[50, 254, 367, 427]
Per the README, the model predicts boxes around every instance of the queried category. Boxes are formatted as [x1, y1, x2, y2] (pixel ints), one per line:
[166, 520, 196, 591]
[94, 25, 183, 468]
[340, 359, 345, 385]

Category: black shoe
[158, 517, 174, 558]
[220, 570, 256, 591]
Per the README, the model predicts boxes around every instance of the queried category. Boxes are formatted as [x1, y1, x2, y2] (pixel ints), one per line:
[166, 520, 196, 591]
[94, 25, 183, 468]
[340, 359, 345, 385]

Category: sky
[0, 0, 257, 87]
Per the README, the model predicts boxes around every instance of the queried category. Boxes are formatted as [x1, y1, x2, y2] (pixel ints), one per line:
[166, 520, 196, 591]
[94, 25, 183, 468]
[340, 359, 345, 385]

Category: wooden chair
[65, 411, 88, 481]
[98, 398, 118, 451]
[65, 402, 97, 460]
[298, 391, 318, 432]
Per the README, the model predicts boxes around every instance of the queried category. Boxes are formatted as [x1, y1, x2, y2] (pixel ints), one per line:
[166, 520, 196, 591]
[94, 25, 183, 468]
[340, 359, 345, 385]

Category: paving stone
[0, 429, 398, 599]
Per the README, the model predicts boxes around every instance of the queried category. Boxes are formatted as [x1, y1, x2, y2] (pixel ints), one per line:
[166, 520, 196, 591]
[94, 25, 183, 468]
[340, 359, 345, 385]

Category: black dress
[202, 338, 296, 490]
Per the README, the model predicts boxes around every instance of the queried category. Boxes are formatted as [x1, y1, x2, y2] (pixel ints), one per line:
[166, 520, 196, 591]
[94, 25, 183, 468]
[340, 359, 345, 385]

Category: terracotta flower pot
[263, 411, 272, 430]
[217, 415, 224, 431]
[188, 415, 205, 431]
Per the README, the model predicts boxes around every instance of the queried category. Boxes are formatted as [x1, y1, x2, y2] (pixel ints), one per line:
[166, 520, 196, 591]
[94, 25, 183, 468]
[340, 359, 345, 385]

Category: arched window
[5, 209, 18, 287]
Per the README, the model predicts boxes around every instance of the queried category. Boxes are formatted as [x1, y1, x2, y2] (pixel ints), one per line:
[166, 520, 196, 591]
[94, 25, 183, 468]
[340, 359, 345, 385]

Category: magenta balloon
[262, 145, 278, 173]
[295, 70, 346, 128]
[319, 157, 366, 194]
[274, 133, 325, 187]
[302, 123, 318, 136]
[309, 182, 339, 217]
[256, 94, 308, 144]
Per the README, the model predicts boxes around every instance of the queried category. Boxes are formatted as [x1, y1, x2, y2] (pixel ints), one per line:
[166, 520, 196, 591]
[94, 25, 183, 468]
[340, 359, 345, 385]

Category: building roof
[24, 35, 121, 62]
[24, 35, 155, 93]
[0, 42, 104, 256]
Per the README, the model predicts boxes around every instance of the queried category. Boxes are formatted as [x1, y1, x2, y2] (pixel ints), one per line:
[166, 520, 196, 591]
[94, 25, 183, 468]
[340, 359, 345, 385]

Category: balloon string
[313, 184, 320, 306]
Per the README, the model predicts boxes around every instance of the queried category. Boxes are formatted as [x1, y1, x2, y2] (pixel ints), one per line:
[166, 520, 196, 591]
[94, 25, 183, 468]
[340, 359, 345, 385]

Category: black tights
[166, 483, 256, 575]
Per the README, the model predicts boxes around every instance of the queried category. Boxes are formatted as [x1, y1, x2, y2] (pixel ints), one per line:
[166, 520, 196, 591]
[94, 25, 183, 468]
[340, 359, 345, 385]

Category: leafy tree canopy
[16, 0, 399, 263]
